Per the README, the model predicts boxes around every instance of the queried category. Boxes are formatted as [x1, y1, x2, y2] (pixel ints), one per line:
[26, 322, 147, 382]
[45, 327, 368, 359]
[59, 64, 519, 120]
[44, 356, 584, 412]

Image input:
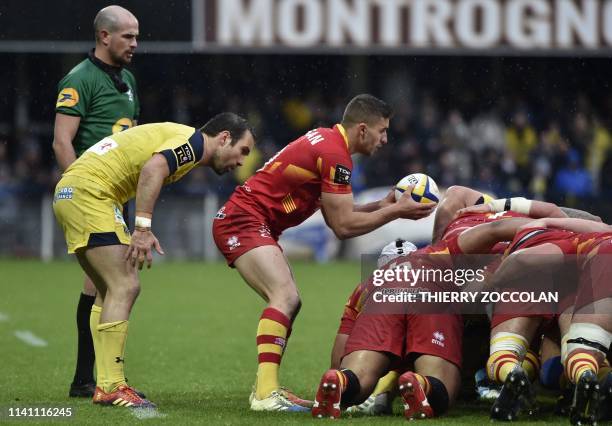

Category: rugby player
[53, 5, 140, 397]
[313, 188, 566, 419]
[53, 114, 254, 408]
[213, 94, 438, 412]
[517, 218, 612, 425]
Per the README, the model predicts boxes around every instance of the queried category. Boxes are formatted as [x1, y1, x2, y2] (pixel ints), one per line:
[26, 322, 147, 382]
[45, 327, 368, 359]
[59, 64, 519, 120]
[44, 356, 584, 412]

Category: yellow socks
[255, 308, 291, 400]
[487, 332, 528, 383]
[97, 320, 129, 393]
[413, 373, 431, 395]
[522, 349, 541, 382]
[90, 305, 103, 386]
[565, 350, 599, 384]
[372, 370, 400, 396]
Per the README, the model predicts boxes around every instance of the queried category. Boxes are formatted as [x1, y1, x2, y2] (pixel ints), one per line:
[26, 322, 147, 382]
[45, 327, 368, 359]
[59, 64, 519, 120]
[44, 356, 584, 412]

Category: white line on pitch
[130, 407, 167, 419]
[14, 330, 48, 347]
[0, 312, 9, 322]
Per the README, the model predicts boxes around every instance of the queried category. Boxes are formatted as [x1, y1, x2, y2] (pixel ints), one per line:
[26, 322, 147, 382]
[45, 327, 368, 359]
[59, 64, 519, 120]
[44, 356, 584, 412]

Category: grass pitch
[0, 260, 579, 424]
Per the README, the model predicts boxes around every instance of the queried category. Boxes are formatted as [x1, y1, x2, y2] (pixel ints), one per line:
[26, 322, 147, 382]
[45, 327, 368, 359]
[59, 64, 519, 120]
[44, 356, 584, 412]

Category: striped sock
[522, 349, 541, 382]
[597, 364, 612, 381]
[565, 349, 599, 384]
[413, 373, 431, 395]
[255, 307, 291, 400]
[487, 350, 521, 384]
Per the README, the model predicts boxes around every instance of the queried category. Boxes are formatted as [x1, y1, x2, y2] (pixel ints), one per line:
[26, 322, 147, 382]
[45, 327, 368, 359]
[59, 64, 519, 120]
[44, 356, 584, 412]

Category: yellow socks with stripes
[562, 322, 612, 384]
[413, 373, 432, 395]
[565, 350, 600, 384]
[487, 332, 528, 383]
[522, 349, 541, 382]
[372, 370, 400, 396]
[89, 305, 103, 386]
[255, 307, 291, 400]
[97, 320, 129, 393]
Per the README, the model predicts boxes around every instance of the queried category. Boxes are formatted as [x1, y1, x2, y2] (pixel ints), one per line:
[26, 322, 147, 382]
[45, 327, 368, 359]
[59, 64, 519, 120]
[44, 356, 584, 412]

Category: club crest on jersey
[126, 88, 134, 102]
[334, 164, 351, 185]
[56, 88, 79, 108]
[174, 143, 194, 166]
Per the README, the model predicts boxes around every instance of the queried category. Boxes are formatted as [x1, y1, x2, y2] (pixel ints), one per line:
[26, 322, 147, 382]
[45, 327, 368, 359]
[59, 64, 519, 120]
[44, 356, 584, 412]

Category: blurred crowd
[1, 63, 611, 218]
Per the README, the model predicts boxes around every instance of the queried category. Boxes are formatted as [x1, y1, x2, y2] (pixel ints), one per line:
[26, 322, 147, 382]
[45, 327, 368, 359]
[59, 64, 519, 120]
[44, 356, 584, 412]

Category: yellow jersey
[64, 122, 204, 204]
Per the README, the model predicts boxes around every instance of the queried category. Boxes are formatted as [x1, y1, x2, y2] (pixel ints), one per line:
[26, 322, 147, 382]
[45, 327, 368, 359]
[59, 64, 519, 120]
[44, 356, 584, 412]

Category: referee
[52, 5, 140, 398]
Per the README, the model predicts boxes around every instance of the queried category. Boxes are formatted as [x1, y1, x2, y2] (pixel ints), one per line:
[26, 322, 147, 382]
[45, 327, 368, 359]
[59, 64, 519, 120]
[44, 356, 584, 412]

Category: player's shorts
[52, 175, 130, 253]
[344, 313, 463, 368]
[575, 238, 612, 310]
[212, 201, 280, 266]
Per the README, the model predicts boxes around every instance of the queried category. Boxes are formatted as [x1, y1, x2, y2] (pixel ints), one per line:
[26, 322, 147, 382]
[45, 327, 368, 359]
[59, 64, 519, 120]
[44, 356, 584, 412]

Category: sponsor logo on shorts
[215, 206, 226, 220]
[54, 187, 74, 201]
[113, 205, 127, 226]
[259, 224, 272, 238]
[227, 236, 241, 250]
[432, 331, 445, 347]
[174, 143, 194, 167]
[56, 88, 79, 108]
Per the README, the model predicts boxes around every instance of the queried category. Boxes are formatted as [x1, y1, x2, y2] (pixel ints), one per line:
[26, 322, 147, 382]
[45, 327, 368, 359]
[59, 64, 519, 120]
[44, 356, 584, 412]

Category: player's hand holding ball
[393, 173, 439, 220]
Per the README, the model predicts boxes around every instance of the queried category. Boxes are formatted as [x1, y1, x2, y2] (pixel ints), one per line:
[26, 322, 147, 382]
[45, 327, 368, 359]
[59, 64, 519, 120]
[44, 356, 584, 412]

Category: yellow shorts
[53, 175, 131, 253]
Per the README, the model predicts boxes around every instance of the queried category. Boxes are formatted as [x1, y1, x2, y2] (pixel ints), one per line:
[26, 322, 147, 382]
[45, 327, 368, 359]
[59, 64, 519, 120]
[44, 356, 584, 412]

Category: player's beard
[211, 151, 228, 175]
[110, 48, 133, 67]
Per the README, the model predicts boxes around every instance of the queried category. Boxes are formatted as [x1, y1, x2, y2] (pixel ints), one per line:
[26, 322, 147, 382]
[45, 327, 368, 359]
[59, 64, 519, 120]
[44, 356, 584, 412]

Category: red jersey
[576, 232, 612, 257]
[505, 227, 579, 256]
[340, 244, 453, 328]
[228, 124, 352, 235]
[442, 211, 529, 243]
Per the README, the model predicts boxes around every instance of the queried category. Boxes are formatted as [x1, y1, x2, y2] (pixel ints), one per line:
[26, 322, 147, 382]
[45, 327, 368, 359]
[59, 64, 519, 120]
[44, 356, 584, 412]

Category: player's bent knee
[270, 288, 301, 315]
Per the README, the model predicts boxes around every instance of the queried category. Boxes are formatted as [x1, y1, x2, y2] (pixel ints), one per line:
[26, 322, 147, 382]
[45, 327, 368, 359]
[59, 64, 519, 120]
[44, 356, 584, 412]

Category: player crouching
[312, 242, 461, 420]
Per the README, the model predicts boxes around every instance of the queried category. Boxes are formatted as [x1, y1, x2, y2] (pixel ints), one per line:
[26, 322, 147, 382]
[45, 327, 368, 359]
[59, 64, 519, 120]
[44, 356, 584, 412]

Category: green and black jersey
[56, 56, 140, 156]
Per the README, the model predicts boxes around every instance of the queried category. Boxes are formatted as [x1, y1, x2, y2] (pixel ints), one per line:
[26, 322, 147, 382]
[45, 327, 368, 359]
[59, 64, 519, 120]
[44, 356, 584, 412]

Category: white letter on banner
[604, 0, 612, 45]
[507, 0, 551, 49]
[456, 0, 501, 48]
[410, 0, 454, 48]
[328, 0, 370, 46]
[556, 0, 598, 48]
[278, 0, 322, 47]
[373, 0, 404, 46]
[218, 0, 273, 46]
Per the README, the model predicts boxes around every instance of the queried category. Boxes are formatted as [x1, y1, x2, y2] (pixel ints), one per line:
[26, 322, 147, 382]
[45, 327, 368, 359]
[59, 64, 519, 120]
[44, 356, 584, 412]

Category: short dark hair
[200, 112, 254, 145]
[341, 94, 393, 127]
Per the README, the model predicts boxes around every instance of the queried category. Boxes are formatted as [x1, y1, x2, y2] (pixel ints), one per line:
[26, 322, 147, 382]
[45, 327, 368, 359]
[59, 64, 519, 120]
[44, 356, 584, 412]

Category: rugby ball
[394, 173, 440, 203]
